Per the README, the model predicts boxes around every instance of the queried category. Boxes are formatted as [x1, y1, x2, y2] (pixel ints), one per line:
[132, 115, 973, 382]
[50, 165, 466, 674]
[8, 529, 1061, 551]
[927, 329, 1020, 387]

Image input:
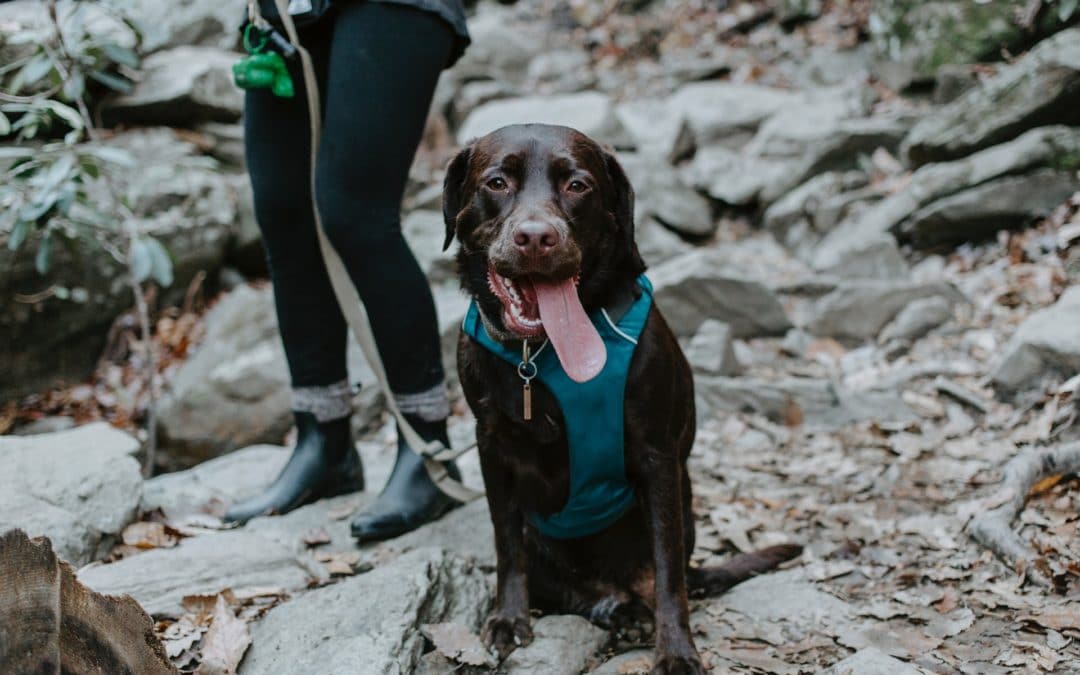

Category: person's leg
[312, 1, 459, 541]
[225, 22, 363, 524]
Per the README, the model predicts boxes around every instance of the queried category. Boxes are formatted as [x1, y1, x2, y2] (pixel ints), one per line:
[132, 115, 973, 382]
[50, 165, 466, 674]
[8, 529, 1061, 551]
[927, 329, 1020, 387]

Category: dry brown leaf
[194, 595, 251, 675]
[302, 527, 331, 547]
[805, 337, 846, 362]
[182, 589, 237, 617]
[783, 397, 804, 427]
[1029, 474, 1063, 497]
[421, 622, 496, 667]
[315, 550, 365, 577]
[616, 656, 653, 674]
[121, 521, 182, 549]
[1019, 607, 1080, 632]
[326, 497, 361, 520]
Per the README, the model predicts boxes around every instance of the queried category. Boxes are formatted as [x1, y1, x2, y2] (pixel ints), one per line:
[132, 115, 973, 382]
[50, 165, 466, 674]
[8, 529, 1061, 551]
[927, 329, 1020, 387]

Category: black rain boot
[224, 411, 364, 524]
[350, 415, 462, 543]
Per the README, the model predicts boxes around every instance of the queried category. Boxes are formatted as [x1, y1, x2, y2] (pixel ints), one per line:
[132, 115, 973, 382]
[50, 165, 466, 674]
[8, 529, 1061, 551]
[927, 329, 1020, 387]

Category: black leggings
[244, 2, 453, 396]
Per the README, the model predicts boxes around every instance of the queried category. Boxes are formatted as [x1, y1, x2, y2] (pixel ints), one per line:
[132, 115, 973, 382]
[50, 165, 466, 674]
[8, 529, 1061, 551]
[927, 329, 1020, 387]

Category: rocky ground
[3, 0, 1080, 673]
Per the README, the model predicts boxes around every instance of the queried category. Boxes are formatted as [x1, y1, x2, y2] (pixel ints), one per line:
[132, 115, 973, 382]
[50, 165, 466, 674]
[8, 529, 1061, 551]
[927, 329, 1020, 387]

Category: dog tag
[523, 382, 532, 420]
[518, 340, 537, 422]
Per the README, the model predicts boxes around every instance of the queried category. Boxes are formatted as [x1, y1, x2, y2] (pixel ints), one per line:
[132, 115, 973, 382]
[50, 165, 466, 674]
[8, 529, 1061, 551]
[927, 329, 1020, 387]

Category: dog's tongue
[533, 277, 606, 383]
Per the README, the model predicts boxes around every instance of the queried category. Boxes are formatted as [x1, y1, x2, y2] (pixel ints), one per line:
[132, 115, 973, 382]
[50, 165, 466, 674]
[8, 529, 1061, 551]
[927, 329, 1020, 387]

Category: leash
[255, 0, 482, 502]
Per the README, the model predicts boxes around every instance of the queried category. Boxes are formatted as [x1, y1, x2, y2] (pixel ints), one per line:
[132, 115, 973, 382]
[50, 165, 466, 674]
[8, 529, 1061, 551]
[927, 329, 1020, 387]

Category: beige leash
[259, 0, 481, 502]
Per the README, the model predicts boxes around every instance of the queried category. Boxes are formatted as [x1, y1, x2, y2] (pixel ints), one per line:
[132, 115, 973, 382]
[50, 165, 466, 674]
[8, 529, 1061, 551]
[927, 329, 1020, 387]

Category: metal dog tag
[518, 341, 537, 421]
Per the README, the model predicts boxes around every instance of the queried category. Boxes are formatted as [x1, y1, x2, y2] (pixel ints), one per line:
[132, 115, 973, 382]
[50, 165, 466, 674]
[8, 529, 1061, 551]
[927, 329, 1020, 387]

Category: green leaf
[1061, 0, 1079, 21]
[21, 192, 58, 222]
[142, 237, 174, 287]
[100, 42, 140, 69]
[35, 231, 52, 275]
[63, 71, 86, 101]
[0, 111, 9, 136]
[13, 54, 54, 93]
[0, 146, 35, 160]
[43, 101, 85, 132]
[7, 219, 31, 251]
[82, 145, 134, 167]
[87, 69, 133, 93]
[130, 237, 153, 283]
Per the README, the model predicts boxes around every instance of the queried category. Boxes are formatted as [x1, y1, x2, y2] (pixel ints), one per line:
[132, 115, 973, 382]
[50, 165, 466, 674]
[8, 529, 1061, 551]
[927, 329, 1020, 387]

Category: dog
[443, 123, 801, 674]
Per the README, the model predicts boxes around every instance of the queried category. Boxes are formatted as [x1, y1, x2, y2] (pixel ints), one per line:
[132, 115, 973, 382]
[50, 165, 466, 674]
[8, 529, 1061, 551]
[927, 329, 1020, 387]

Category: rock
[992, 286, 1080, 392]
[525, 49, 596, 93]
[764, 171, 869, 243]
[620, 155, 715, 238]
[776, 0, 822, 26]
[682, 146, 787, 206]
[820, 647, 923, 675]
[722, 569, 852, 627]
[102, 0, 244, 53]
[878, 296, 954, 342]
[613, 99, 695, 162]
[812, 126, 1080, 273]
[105, 46, 242, 126]
[502, 615, 608, 675]
[802, 280, 965, 340]
[382, 498, 495, 566]
[650, 250, 792, 338]
[156, 284, 383, 465]
[895, 170, 1079, 247]
[79, 529, 325, 617]
[141, 444, 289, 518]
[635, 217, 693, 267]
[12, 415, 76, 436]
[456, 92, 630, 148]
[695, 375, 914, 429]
[823, 233, 911, 281]
[668, 81, 801, 147]
[197, 121, 247, 168]
[686, 320, 739, 376]
[238, 548, 492, 675]
[0, 424, 142, 565]
[593, 650, 654, 674]
[868, 0, 1070, 84]
[448, 6, 544, 85]
[449, 79, 521, 129]
[404, 210, 457, 283]
[1, 128, 249, 403]
[903, 27, 1080, 165]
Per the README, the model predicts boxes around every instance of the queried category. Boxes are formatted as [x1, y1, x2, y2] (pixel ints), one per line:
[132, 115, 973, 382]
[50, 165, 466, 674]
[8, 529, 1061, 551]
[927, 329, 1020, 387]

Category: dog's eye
[566, 180, 588, 193]
[486, 177, 508, 191]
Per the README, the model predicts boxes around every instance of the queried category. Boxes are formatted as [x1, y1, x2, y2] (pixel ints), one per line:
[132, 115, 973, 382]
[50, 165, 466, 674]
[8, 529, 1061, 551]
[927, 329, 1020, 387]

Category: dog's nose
[513, 221, 559, 257]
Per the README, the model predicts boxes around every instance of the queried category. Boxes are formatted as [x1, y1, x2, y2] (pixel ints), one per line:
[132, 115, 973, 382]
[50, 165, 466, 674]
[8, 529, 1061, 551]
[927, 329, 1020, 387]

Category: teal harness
[463, 275, 653, 539]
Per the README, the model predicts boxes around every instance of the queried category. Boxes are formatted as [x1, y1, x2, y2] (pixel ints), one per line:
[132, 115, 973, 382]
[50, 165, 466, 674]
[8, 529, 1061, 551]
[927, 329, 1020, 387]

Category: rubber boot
[350, 415, 462, 543]
[224, 411, 364, 524]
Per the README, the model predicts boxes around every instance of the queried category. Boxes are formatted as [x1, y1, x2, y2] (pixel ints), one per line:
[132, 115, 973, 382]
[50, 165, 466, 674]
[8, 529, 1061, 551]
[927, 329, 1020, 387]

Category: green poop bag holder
[232, 23, 295, 98]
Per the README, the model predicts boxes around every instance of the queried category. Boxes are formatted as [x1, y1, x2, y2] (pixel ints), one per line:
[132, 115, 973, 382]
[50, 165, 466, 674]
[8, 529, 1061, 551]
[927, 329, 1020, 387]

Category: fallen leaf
[421, 622, 496, 667]
[302, 527, 331, 547]
[315, 550, 366, 577]
[1029, 474, 1063, 497]
[121, 521, 182, 549]
[783, 397, 804, 427]
[183, 589, 237, 617]
[195, 595, 252, 675]
[1019, 606, 1080, 632]
[616, 656, 653, 674]
[326, 497, 361, 520]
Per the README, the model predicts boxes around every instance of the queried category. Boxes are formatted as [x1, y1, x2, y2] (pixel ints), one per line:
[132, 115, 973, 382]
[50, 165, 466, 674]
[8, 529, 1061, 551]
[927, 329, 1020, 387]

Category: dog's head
[442, 124, 646, 344]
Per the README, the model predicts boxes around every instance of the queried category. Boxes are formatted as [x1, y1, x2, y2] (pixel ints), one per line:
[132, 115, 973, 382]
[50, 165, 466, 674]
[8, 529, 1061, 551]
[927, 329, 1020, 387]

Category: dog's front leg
[479, 454, 533, 658]
[642, 458, 704, 675]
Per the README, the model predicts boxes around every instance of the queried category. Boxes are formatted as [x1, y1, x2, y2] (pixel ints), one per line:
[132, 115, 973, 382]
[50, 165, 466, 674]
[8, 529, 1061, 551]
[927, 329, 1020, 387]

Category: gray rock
[802, 280, 965, 340]
[764, 171, 869, 243]
[238, 548, 492, 675]
[106, 46, 242, 125]
[620, 155, 715, 238]
[613, 99, 695, 162]
[819, 647, 922, 675]
[157, 285, 383, 465]
[682, 146, 787, 206]
[456, 92, 630, 148]
[447, 7, 543, 85]
[878, 296, 954, 342]
[896, 170, 1079, 247]
[525, 49, 596, 93]
[821, 233, 911, 281]
[197, 122, 246, 168]
[686, 320, 739, 376]
[812, 126, 1080, 273]
[12, 416, 76, 436]
[502, 615, 608, 675]
[0, 423, 142, 565]
[79, 529, 325, 617]
[992, 286, 1080, 392]
[403, 210, 457, 283]
[450, 79, 521, 129]
[382, 498, 495, 566]
[635, 217, 693, 267]
[103, 0, 244, 53]
[904, 28, 1080, 165]
[650, 250, 792, 338]
[593, 650, 653, 674]
[723, 569, 852, 627]
[776, 0, 822, 25]
[668, 82, 802, 147]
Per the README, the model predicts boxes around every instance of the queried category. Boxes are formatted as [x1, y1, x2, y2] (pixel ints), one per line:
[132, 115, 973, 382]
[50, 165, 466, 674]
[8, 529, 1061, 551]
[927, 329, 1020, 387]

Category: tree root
[968, 441, 1080, 587]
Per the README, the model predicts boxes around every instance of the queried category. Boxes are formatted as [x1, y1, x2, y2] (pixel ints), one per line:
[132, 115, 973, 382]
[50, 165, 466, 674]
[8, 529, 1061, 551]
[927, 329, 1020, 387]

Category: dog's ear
[441, 144, 473, 251]
[602, 148, 647, 275]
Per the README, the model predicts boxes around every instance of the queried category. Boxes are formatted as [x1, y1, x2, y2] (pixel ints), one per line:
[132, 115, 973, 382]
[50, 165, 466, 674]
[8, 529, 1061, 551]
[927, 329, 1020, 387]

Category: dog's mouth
[485, 263, 607, 382]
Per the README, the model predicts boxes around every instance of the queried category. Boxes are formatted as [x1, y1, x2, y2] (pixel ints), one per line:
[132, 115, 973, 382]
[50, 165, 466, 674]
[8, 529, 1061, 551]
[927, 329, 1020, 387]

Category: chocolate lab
[443, 124, 801, 674]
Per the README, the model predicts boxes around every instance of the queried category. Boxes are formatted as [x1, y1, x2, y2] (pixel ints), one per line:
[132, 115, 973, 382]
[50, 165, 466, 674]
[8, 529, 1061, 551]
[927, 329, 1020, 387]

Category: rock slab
[993, 286, 1080, 392]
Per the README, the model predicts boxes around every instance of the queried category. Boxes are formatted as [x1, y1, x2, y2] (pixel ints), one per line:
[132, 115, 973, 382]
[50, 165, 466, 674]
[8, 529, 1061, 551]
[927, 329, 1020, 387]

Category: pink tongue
[533, 278, 606, 383]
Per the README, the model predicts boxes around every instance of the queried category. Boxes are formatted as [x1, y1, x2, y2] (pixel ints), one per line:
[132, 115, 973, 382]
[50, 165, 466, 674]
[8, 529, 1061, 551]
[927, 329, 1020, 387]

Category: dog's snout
[512, 221, 560, 258]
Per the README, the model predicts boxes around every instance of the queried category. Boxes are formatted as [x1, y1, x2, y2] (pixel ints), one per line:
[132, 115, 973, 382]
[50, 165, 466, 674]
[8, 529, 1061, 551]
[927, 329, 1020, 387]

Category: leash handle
[268, 0, 481, 502]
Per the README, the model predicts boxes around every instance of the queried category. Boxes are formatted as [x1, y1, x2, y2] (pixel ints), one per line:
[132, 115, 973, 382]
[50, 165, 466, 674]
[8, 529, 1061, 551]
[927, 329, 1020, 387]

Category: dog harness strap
[463, 275, 654, 539]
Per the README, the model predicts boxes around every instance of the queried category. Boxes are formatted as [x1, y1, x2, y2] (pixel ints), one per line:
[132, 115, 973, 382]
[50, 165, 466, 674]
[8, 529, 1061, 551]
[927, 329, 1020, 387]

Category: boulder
[878, 296, 954, 342]
[524, 49, 596, 94]
[682, 146, 787, 206]
[667, 81, 801, 147]
[895, 170, 1078, 246]
[0, 424, 142, 565]
[502, 615, 608, 675]
[79, 529, 325, 617]
[763, 171, 869, 242]
[105, 46, 243, 126]
[992, 286, 1080, 392]
[802, 280, 965, 340]
[102, 0, 244, 53]
[650, 250, 792, 338]
[820, 648, 923, 675]
[620, 155, 715, 238]
[686, 320, 740, 376]
[721, 569, 853, 627]
[447, 6, 544, 85]
[903, 27, 1080, 165]
[613, 99, 695, 162]
[818, 233, 911, 281]
[456, 92, 630, 148]
[812, 126, 1080, 273]
[156, 284, 383, 465]
[1, 129, 248, 403]
[238, 548, 492, 674]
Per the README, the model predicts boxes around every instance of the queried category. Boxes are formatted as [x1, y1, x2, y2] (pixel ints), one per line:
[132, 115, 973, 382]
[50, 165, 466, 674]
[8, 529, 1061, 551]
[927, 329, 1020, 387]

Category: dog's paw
[651, 652, 705, 675]
[481, 613, 533, 659]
